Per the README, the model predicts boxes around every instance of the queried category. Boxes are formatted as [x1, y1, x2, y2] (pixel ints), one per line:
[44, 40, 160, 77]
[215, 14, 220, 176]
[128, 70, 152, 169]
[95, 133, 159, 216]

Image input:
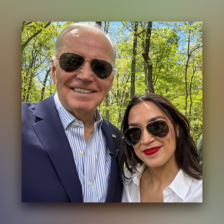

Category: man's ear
[109, 73, 114, 90]
[51, 58, 57, 85]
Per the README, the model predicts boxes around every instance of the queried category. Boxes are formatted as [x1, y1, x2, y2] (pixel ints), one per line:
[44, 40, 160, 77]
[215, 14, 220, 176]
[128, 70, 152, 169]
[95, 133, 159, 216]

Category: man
[22, 23, 123, 202]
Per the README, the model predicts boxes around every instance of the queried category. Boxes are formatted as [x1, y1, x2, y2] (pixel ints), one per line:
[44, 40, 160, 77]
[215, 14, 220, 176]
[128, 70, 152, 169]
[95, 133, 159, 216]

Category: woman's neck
[145, 160, 179, 190]
[140, 155, 180, 202]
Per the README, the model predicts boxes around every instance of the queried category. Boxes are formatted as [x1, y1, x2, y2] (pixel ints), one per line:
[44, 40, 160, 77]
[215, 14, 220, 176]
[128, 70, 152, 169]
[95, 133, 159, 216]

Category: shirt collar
[124, 163, 147, 186]
[165, 169, 193, 200]
[125, 163, 194, 201]
[54, 93, 103, 130]
[133, 163, 147, 186]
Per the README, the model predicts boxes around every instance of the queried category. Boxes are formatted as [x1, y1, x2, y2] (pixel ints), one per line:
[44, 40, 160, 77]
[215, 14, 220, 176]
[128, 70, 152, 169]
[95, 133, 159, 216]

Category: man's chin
[67, 103, 98, 117]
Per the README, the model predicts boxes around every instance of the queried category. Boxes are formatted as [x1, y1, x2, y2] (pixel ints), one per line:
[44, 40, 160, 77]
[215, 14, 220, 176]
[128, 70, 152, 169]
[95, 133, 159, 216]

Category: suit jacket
[22, 95, 123, 202]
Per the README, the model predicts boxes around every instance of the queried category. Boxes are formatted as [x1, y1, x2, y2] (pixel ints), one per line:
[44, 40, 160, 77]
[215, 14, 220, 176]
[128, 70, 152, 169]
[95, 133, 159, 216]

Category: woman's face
[128, 101, 178, 169]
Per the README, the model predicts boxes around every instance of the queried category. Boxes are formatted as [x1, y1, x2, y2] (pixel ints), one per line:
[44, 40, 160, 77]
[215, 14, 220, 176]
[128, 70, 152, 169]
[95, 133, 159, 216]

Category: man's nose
[76, 60, 94, 81]
[140, 128, 155, 145]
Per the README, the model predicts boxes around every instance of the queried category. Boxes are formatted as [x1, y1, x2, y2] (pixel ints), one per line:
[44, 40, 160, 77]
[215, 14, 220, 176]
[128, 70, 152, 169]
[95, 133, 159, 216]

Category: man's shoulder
[22, 95, 55, 118]
[102, 119, 120, 133]
[22, 102, 38, 111]
[22, 102, 38, 121]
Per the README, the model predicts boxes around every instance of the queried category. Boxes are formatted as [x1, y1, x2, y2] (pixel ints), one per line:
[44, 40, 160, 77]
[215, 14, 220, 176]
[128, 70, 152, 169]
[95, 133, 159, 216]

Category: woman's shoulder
[123, 163, 146, 185]
[181, 169, 203, 202]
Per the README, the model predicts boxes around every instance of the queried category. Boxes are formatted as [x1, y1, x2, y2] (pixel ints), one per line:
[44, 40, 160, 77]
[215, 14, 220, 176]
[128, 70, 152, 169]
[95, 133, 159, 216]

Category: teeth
[74, 88, 93, 93]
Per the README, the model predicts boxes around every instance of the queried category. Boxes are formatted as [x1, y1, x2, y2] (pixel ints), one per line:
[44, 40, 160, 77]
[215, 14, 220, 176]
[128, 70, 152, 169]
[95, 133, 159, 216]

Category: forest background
[21, 21, 203, 146]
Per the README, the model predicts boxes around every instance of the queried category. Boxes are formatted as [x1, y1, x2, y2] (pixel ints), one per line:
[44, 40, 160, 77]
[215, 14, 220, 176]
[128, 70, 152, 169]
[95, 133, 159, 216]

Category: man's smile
[73, 88, 94, 93]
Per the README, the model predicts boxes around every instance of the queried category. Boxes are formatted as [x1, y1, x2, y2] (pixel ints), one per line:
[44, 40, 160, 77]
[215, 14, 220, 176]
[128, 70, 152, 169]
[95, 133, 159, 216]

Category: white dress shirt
[122, 163, 202, 203]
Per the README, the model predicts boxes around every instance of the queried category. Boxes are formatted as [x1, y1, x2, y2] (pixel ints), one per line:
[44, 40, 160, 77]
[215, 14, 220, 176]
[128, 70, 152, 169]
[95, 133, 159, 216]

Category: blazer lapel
[101, 120, 120, 202]
[32, 96, 83, 202]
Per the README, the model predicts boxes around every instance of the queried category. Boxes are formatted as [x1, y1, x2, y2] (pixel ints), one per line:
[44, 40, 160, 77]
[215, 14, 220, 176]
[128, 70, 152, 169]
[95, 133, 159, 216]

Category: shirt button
[88, 181, 91, 186]
[80, 151, 84, 155]
[75, 122, 79, 126]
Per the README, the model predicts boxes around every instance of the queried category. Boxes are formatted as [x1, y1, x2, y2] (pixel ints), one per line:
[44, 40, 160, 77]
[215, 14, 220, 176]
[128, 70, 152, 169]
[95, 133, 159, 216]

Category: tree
[21, 21, 51, 52]
[21, 21, 203, 144]
[21, 21, 72, 102]
[141, 21, 154, 93]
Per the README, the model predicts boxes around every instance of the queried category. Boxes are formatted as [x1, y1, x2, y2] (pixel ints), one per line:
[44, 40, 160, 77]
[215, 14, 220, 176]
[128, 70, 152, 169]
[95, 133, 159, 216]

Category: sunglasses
[56, 52, 114, 79]
[123, 120, 171, 146]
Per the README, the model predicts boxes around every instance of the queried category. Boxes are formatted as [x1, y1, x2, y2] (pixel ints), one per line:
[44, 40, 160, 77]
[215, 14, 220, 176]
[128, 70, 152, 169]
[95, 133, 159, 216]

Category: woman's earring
[177, 134, 179, 138]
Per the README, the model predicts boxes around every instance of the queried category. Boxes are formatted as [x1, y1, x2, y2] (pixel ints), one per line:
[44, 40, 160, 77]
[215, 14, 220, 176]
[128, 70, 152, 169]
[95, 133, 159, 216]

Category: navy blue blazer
[22, 95, 123, 202]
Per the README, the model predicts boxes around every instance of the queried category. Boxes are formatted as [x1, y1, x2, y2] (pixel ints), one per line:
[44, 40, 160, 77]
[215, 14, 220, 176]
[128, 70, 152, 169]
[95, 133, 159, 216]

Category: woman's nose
[140, 128, 156, 145]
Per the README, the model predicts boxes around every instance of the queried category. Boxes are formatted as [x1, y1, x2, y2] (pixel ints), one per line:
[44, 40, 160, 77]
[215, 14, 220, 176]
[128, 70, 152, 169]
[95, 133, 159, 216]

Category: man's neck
[71, 110, 98, 143]
[72, 110, 96, 127]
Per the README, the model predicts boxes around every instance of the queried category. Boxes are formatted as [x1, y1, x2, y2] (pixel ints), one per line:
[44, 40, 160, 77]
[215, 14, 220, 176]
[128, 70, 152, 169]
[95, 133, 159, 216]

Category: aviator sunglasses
[123, 120, 171, 146]
[56, 52, 114, 79]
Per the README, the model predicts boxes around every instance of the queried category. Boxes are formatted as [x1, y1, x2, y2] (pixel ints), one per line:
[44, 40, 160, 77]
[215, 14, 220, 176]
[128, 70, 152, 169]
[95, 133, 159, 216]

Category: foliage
[21, 21, 203, 145]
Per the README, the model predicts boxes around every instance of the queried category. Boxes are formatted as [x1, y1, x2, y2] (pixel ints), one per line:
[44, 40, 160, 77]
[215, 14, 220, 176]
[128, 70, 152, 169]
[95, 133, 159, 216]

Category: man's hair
[120, 93, 202, 181]
[52, 23, 116, 67]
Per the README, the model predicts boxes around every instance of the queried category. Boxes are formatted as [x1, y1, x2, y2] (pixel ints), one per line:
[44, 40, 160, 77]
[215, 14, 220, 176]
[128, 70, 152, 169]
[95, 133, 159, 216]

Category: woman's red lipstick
[143, 146, 161, 155]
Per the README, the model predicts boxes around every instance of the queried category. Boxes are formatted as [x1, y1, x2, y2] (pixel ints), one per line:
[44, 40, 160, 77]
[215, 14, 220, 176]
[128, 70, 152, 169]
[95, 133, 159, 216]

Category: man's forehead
[59, 26, 114, 65]
[62, 28, 112, 52]
[60, 28, 93, 49]
[70, 28, 80, 37]
[64, 27, 99, 39]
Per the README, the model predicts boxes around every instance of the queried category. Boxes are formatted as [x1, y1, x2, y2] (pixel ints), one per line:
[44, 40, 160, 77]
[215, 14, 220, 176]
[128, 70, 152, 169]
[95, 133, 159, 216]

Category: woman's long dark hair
[120, 93, 202, 180]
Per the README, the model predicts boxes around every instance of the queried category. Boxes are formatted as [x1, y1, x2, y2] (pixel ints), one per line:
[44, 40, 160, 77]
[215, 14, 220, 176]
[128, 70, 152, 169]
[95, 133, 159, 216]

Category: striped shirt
[54, 93, 111, 202]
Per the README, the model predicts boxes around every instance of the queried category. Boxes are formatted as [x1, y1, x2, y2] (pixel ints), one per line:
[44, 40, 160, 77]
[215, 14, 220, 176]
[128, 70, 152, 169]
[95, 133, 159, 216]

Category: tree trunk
[96, 21, 102, 27]
[25, 72, 35, 102]
[116, 72, 122, 127]
[40, 69, 51, 101]
[130, 22, 138, 99]
[189, 59, 196, 121]
[141, 38, 148, 93]
[103, 21, 109, 33]
[22, 51, 36, 102]
[22, 22, 51, 52]
[184, 23, 191, 117]
[192, 107, 197, 137]
[142, 22, 154, 93]
[102, 21, 110, 121]
[105, 93, 110, 121]
[49, 78, 52, 96]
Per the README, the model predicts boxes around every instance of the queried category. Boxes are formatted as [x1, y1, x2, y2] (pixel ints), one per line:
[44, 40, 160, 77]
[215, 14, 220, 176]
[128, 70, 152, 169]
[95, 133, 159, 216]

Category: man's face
[51, 28, 114, 118]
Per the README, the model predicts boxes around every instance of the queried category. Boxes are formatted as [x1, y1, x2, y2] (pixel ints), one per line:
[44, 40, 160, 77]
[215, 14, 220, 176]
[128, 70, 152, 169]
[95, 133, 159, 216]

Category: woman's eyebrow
[148, 116, 165, 122]
[129, 116, 166, 127]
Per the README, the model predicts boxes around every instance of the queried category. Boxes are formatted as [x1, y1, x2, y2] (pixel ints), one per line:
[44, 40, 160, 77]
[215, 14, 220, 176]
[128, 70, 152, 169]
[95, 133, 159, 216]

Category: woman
[121, 93, 202, 202]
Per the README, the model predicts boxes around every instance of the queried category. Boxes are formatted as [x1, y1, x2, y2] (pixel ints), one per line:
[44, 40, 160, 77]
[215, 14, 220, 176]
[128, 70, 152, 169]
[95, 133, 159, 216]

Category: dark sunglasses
[56, 52, 114, 79]
[123, 120, 171, 146]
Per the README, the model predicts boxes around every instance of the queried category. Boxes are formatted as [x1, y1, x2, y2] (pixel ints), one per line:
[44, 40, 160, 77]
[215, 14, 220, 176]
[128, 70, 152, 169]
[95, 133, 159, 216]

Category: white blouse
[122, 164, 203, 203]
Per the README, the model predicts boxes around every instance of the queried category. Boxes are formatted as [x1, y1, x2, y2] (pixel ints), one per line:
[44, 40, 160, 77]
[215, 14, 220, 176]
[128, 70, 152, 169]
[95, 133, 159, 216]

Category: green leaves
[21, 21, 203, 144]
